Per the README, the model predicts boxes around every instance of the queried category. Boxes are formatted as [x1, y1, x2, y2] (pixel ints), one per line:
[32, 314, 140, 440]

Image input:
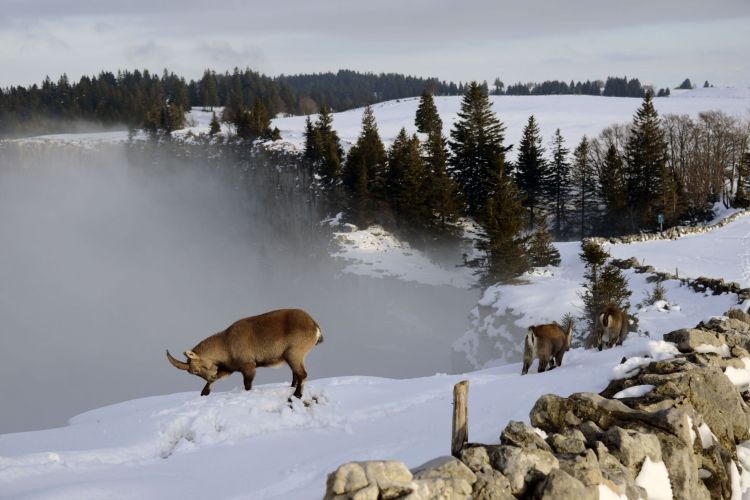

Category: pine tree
[528, 214, 561, 267]
[387, 128, 427, 224]
[570, 136, 598, 238]
[515, 115, 548, 227]
[422, 126, 462, 230]
[624, 93, 668, 230]
[548, 129, 571, 236]
[677, 78, 693, 90]
[598, 144, 628, 233]
[343, 105, 387, 210]
[735, 152, 750, 208]
[199, 70, 218, 111]
[475, 176, 529, 284]
[209, 111, 220, 136]
[248, 98, 271, 138]
[314, 106, 344, 184]
[449, 81, 511, 217]
[415, 90, 442, 135]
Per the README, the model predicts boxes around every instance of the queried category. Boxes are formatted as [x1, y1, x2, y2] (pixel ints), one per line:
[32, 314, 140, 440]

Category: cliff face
[325, 308, 750, 499]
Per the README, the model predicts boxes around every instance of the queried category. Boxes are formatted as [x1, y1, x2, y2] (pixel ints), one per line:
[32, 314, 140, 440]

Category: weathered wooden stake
[451, 380, 469, 458]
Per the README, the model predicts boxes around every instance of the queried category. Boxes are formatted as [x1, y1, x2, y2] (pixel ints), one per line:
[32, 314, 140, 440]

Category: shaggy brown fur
[521, 322, 573, 375]
[167, 309, 323, 398]
[596, 304, 628, 351]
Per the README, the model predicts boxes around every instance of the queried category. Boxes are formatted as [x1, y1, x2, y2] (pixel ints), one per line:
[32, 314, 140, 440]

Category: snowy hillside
[3, 215, 749, 499]
[273, 88, 750, 160]
[0, 336, 684, 499]
[15, 88, 750, 163]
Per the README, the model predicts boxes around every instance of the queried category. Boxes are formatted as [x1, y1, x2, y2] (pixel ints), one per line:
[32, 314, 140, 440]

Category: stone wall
[324, 309, 750, 499]
[586, 210, 749, 246]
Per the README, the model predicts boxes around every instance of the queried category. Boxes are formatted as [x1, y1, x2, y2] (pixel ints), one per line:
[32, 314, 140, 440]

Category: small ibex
[521, 322, 573, 375]
[166, 309, 323, 398]
[597, 304, 628, 351]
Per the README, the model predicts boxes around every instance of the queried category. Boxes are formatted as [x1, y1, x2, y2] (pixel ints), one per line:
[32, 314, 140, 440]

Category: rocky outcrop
[324, 308, 750, 499]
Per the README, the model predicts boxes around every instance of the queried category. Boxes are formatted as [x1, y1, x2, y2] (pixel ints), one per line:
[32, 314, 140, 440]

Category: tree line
[1, 67, 692, 137]
[304, 84, 749, 284]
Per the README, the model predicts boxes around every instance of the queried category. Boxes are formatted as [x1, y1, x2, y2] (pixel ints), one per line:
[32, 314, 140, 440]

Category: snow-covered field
[0, 336, 682, 500]
[15, 88, 750, 162]
[606, 212, 750, 288]
[3, 87, 750, 499]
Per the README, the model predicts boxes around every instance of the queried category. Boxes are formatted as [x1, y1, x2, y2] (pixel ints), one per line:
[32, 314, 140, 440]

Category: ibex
[521, 322, 573, 375]
[166, 309, 323, 398]
[597, 304, 628, 351]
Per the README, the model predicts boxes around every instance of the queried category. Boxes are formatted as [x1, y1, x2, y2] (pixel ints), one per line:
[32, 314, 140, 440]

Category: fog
[0, 140, 477, 434]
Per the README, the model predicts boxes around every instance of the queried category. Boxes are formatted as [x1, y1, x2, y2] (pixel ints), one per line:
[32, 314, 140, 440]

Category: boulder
[409, 478, 472, 500]
[458, 445, 491, 473]
[602, 426, 662, 472]
[324, 462, 370, 499]
[489, 445, 559, 496]
[547, 429, 587, 454]
[557, 448, 603, 487]
[471, 470, 514, 500]
[663, 328, 725, 353]
[412, 456, 476, 485]
[500, 420, 552, 452]
[534, 468, 595, 500]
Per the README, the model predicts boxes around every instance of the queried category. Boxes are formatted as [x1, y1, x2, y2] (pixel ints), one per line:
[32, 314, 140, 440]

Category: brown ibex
[596, 304, 628, 351]
[166, 309, 323, 398]
[521, 322, 573, 375]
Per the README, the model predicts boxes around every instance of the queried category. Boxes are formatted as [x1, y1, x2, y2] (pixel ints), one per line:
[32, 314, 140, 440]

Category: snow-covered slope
[274, 88, 750, 160]
[0, 337, 676, 500]
[15, 88, 750, 161]
[605, 211, 750, 287]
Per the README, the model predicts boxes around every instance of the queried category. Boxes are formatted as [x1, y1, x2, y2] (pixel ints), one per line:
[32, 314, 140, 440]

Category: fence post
[451, 380, 469, 457]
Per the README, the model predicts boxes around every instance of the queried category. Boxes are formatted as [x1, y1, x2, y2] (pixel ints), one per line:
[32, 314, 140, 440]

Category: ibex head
[166, 350, 220, 382]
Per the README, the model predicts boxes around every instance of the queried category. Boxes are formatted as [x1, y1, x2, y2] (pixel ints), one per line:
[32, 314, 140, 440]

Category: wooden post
[451, 380, 469, 458]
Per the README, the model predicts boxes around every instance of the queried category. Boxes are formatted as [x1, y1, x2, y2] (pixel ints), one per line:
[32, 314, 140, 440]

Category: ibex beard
[166, 308, 323, 398]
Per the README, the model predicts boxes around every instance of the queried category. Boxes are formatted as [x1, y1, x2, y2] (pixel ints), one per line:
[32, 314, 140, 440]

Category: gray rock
[547, 428, 587, 454]
[602, 426, 662, 472]
[499, 420, 552, 452]
[408, 478, 472, 500]
[534, 468, 595, 500]
[489, 445, 559, 496]
[458, 446, 491, 473]
[471, 470, 514, 500]
[530, 392, 648, 433]
[663, 328, 725, 353]
[412, 456, 476, 485]
[350, 483, 379, 500]
[650, 366, 750, 449]
[557, 449, 603, 487]
[727, 308, 750, 325]
[700, 317, 750, 335]
[324, 462, 369, 498]
[578, 420, 604, 446]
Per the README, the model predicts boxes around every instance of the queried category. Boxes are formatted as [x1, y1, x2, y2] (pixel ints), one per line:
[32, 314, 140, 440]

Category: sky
[0, 1, 749, 89]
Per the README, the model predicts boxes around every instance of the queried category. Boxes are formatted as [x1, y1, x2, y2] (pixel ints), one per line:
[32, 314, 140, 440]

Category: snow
[698, 423, 717, 449]
[612, 384, 654, 399]
[331, 224, 476, 288]
[635, 457, 673, 500]
[0, 335, 667, 499]
[695, 343, 731, 357]
[273, 88, 750, 161]
[4, 88, 750, 498]
[606, 211, 750, 287]
[725, 358, 750, 390]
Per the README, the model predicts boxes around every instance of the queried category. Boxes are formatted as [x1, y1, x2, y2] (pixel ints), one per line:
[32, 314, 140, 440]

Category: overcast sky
[1, 0, 749, 88]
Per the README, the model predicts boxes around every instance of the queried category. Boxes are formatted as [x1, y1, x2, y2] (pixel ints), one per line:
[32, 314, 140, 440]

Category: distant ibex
[597, 304, 628, 351]
[521, 322, 573, 375]
[166, 309, 323, 398]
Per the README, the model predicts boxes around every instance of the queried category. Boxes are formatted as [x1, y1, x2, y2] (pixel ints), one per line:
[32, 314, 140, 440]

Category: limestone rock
[534, 468, 595, 500]
[602, 426, 662, 472]
[663, 328, 725, 353]
[547, 429, 587, 454]
[489, 445, 559, 496]
[471, 470, 514, 500]
[412, 456, 476, 485]
[500, 420, 552, 452]
[458, 445, 491, 473]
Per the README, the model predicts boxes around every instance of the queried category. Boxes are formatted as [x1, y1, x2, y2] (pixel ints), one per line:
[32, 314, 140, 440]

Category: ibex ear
[185, 350, 199, 360]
